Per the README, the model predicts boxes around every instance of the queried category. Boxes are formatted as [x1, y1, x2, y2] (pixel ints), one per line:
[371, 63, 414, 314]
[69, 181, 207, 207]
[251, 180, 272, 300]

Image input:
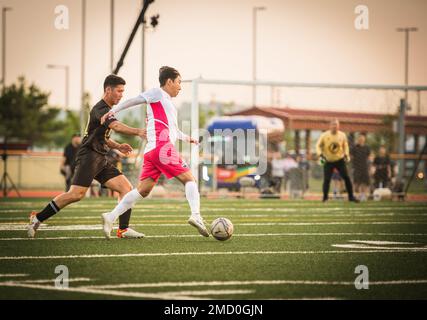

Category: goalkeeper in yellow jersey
[316, 119, 359, 203]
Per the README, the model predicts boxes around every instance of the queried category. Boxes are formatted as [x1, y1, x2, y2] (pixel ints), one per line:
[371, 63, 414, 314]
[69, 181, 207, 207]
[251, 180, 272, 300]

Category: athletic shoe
[27, 211, 41, 238]
[188, 214, 209, 237]
[117, 228, 145, 239]
[349, 198, 360, 203]
[101, 212, 114, 239]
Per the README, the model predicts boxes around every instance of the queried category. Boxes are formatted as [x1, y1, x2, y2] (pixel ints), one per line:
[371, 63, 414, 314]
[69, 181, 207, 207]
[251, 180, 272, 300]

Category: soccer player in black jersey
[27, 75, 146, 238]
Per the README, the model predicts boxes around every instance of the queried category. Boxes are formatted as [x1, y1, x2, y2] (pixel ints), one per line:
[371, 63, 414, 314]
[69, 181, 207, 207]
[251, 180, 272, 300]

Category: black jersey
[79, 100, 118, 155]
[63, 143, 79, 168]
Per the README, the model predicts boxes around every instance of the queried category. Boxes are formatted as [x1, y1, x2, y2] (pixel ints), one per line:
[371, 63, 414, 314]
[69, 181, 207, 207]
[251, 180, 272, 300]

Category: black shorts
[353, 169, 370, 185]
[71, 149, 122, 188]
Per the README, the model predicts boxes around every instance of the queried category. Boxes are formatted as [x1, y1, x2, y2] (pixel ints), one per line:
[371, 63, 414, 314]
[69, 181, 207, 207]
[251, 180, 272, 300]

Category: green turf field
[0, 198, 426, 300]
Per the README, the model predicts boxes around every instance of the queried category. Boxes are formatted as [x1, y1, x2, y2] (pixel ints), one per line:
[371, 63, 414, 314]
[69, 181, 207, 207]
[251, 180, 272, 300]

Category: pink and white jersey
[140, 88, 187, 154]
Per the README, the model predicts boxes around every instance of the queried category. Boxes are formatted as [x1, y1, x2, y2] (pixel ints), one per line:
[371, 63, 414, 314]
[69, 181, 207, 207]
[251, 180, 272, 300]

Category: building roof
[229, 106, 427, 135]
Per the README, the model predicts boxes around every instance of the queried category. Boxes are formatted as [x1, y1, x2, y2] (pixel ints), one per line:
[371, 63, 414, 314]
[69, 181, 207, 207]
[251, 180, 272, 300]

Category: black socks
[119, 209, 132, 230]
[36, 200, 60, 222]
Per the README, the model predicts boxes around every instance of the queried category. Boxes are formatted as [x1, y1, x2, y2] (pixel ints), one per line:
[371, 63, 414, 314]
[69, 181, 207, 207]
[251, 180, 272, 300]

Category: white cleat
[117, 228, 145, 239]
[27, 211, 41, 238]
[101, 212, 114, 239]
[188, 215, 209, 237]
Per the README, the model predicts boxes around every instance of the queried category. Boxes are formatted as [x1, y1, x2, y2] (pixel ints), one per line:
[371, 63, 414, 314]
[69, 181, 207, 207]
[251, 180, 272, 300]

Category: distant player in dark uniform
[27, 75, 147, 238]
[61, 133, 81, 192]
[351, 134, 371, 201]
[373, 146, 392, 188]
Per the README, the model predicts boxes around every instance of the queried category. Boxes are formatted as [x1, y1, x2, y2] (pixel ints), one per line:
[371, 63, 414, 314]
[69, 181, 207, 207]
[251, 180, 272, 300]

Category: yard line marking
[332, 244, 427, 250]
[0, 282, 203, 300]
[1, 232, 427, 241]
[349, 240, 419, 245]
[2, 212, 427, 221]
[17, 278, 92, 284]
[82, 279, 427, 290]
[0, 274, 29, 278]
[3, 206, 427, 215]
[2, 278, 425, 300]
[1, 249, 427, 261]
[1, 221, 426, 231]
[156, 289, 254, 296]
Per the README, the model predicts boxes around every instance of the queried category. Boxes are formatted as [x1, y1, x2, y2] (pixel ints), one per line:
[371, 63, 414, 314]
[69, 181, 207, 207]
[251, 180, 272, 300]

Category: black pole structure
[1, 137, 21, 198]
[113, 0, 154, 75]
[404, 141, 427, 196]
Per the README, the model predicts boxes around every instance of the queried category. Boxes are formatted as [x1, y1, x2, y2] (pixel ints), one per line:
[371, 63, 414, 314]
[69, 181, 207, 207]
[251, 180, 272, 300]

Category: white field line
[1, 278, 425, 300]
[81, 279, 427, 290]
[1, 221, 426, 231]
[1, 232, 427, 242]
[2, 212, 427, 220]
[0, 282, 205, 300]
[16, 278, 92, 284]
[2, 206, 427, 214]
[349, 240, 419, 245]
[155, 289, 254, 296]
[332, 244, 427, 250]
[0, 274, 29, 278]
[1, 249, 427, 261]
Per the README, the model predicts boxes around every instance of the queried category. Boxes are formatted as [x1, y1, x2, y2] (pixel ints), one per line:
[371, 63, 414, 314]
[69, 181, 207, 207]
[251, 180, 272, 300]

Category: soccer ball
[210, 217, 234, 241]
[373, 188, 392, 201]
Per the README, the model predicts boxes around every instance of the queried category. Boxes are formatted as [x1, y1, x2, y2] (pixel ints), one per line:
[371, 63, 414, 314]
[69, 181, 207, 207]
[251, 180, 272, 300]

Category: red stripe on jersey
[150, 101, 170, 144]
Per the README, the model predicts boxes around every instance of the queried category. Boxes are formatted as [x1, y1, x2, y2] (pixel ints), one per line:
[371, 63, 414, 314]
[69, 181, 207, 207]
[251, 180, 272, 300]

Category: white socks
[107, 189, 143, 222]
[107, 182, 199, 222]
[185, 181, 200, 216]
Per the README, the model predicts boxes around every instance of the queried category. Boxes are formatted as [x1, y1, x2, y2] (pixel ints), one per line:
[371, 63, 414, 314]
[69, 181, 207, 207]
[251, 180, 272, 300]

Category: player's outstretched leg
[102, 178, 155, 239]
[176, 172, 209, 237]
[27, 186, 87, 238]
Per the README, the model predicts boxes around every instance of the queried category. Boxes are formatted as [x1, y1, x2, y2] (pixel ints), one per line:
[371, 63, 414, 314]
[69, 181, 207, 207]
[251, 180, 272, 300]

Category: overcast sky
[1, 0, 426, 115]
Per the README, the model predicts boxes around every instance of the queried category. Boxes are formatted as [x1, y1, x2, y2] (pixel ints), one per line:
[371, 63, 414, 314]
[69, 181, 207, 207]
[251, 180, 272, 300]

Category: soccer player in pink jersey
[100, 66, 209, 238]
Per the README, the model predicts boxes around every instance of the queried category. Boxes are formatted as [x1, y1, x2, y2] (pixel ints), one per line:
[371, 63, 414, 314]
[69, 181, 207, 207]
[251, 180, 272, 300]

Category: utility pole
[81, 0, 87, 136]
[111, 0, 114, 71]
[47, 65, 70, 109]
[252, 6, 266, 107]
[1, 7, 12, 89]
[396, 27, 418, 180]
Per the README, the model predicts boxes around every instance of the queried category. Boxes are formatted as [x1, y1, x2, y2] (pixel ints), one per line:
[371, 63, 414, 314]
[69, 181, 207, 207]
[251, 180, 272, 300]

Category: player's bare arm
[108, 120, 146, 139]
[106, 139, 133, 156]
[101, 96, 147, 125]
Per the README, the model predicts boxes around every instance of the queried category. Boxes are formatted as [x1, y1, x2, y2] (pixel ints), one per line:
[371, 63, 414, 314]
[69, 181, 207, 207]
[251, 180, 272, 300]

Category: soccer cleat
[188, 215, 210, 237]
[27, 211, 41, 238]
[101, 212, 114, 239]
[117, 228, 145, 239]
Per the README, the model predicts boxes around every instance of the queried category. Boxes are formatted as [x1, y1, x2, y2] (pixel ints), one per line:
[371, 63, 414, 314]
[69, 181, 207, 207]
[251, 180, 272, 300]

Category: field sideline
[0, 198, 426, 300]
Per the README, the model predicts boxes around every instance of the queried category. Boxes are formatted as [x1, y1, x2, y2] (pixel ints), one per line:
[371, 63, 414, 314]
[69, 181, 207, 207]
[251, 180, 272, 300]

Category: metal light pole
[47, 65, 70, 109]
[1, 7, 12, 89]
[141, 0, 147, 128]
[110, 0, 114, 71]
[396, 27, 418, 180]
[80, 0, 86, 136]
[252, 6, 266, 107]
[141, 1, 145, 93]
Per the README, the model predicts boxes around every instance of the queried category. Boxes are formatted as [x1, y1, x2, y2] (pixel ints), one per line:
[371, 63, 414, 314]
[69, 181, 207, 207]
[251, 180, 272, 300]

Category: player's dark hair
[159, 66, 180, 86]
[104, 74, 126, 91]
